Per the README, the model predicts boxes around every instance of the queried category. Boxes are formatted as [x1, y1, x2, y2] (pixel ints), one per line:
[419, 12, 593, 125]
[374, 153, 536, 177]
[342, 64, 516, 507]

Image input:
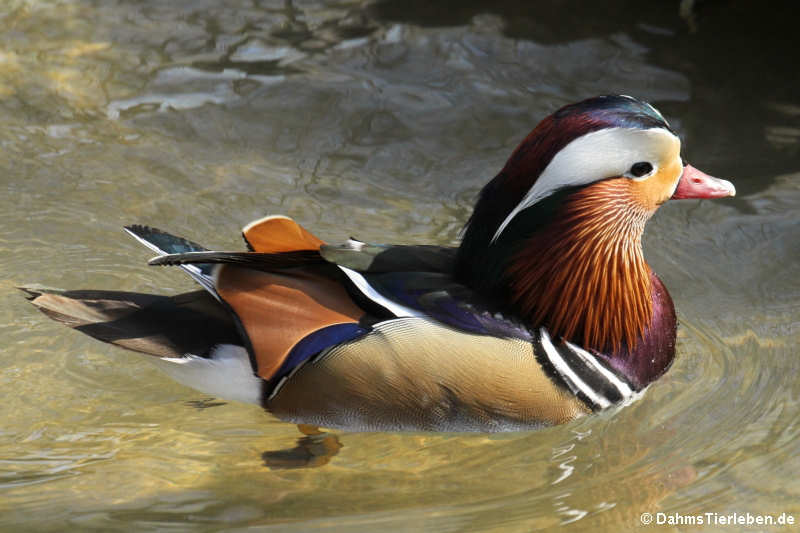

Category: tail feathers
[22, 287, 240, 359]
[123, 225, 217, 297]
[20, 285, 167, 327]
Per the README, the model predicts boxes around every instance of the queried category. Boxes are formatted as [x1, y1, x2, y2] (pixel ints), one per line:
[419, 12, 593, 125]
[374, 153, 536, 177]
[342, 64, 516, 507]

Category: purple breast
[597, 271, 677, 390]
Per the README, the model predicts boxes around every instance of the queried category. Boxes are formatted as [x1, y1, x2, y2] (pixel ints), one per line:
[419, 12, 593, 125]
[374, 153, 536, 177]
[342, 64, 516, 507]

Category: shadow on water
[369, 0, 800, 197]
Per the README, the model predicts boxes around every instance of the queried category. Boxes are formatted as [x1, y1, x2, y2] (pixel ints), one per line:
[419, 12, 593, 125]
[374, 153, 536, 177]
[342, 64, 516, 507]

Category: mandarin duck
[23, 95, 735, 432]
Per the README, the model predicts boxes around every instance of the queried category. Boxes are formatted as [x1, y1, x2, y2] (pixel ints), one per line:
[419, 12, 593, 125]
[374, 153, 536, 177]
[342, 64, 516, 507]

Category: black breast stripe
[532, 328, 604, 411]
[563, 340, 635, 400]
[558, 343, 624, 403]
[533, 327, 635, 411]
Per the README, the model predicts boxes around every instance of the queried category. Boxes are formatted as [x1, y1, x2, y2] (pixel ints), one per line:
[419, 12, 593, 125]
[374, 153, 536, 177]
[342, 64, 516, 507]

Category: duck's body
[24, 96, 735, 432]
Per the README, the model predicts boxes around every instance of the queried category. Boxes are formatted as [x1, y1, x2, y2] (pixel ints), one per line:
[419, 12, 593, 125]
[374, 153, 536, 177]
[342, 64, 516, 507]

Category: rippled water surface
[2, 1, 799, 531]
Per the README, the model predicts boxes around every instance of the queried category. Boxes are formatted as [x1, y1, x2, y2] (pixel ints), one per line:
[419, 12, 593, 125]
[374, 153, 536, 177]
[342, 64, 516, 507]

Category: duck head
[456, 95, 735, 354]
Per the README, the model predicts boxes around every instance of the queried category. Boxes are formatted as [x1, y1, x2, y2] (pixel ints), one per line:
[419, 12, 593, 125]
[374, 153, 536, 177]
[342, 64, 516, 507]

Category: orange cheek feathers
[630, 160, 683, 211]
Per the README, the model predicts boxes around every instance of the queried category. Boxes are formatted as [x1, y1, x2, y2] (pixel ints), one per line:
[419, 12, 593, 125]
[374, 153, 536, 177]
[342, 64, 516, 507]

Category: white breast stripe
[338, 266, 425, 318]
[564, 340, 634, 398]
[539, 328, 611, 409]
[267, 347, 321, 401]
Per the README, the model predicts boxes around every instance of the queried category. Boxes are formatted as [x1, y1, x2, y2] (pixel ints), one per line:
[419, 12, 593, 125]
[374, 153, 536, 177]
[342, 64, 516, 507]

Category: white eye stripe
[491, 127, 679, 242]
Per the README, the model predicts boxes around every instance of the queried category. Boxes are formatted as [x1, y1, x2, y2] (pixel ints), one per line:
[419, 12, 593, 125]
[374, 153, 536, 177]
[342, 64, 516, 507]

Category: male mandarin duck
[24, 95, 735, 432]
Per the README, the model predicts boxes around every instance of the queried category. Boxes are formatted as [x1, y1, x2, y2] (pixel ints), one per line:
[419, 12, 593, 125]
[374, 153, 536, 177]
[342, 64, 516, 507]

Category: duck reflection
[262, 424, 343, 469]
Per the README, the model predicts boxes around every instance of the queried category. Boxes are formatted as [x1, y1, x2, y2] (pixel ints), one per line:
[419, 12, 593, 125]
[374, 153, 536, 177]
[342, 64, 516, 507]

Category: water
[1, 0, 799, 530]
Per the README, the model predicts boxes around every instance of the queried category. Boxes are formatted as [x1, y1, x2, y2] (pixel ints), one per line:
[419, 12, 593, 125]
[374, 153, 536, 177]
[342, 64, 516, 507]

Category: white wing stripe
[338, 266, 424, 318]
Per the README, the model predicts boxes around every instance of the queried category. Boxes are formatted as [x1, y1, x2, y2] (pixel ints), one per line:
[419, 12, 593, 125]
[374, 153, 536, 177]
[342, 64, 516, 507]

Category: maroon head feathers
[455, 96, 673, 289]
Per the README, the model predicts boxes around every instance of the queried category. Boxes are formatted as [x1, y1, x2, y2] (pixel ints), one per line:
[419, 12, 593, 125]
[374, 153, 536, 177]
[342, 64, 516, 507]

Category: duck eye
[630, 161, 653, 177]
